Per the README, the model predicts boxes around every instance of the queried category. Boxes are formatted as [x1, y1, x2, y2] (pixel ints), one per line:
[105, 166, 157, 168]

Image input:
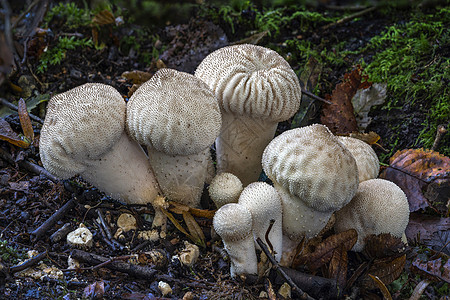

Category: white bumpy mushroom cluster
[39, 44, 409, 280]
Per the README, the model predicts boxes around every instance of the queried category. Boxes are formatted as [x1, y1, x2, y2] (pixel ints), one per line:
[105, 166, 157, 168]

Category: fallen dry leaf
[363, 233, 405, 260]
[405, 213, 450, 245]
[321, 66, 370, 135]
[380, 148, 450, 212]
[122, 70, 153, 84]
[347, 131, 381, 145]
[411, 256, 450, 283]
[361, 254, 406, 290]
[18, 98, 34, 141]
[0, 118, 31, 148]
[83, 280, 105, 300]
[293, 229, 357, 271]
[92, 10, 115, 26]
[367, 274, 393, 300]
[352, 83, 387, 131]
[328, 244, 348, 289]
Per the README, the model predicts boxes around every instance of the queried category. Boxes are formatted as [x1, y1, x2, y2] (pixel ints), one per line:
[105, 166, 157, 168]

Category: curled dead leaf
[380, 148, 450, 212]
[411, 256, 450, 283]
[0, 118, 31, 148]
[18, 98, 34, 141]
[367, 274, 392, 300]
[328, 244, 348, 289]
[363, 233, 406, 259]
[121, 70, 153, 85]
[361, 254, 406, 290]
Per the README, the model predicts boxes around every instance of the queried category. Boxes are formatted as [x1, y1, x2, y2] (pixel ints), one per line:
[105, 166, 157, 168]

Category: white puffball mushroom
[334, 178, 410, 252]
[213, 203, 258, 277]
[67, 224, 93, 249]
[238, 182, 283, 262]
[195, 44, 302, 186]
[208, 172, 243, 208]
[337, 136, 379, 182]
[116, 213, 137, 232]
[39, 83, 164, 227]
[126, 68, 222, 207]
[262, 124, 359, 266]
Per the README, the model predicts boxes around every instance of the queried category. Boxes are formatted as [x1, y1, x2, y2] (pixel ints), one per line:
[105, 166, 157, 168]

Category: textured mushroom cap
[208, 172, 243, 208]
[126, 68, 222, 155]
[262, 124, 359, 212]
[238, 182, 282, 224]
[195, 44, 301, 122]
[40, 83, 125, 179]
[334, 178, 410, 252]
[213, 203, 253, 242]
[338, 136, 379, 182]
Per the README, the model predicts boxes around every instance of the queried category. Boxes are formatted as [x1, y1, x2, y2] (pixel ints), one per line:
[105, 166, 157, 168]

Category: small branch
[50, 223, 72, 243]
[321, 6, 377, 31]
[96, 209, 125, 251]
[0, 98, 45, 124]
[301, 89, 333, 105]
[256, 237, 316, 300]
[31, 198, 77, 240]
[70, 249, 157, 280]
[9, 251, 48, 274]
[431, 124, 447, 151]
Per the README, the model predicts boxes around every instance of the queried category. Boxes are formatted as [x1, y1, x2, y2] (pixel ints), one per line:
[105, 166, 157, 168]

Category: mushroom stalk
[148, 147, 210, 207]
[216, 113, 277, 186]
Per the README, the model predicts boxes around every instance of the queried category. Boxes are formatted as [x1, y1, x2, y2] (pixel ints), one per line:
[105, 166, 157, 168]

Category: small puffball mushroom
[126, 68, 222, 207]
[158, 281, 172, 296]
[334, 178, 410, 252]
[195, 44, 302, 186]
[67, 224, 93, 249]
[238, 182, 283, 262]
[179, 241, 200, 267]
[213, 203, 258, 277]
[208, 172, 243, 208]
[39, 83, 164, 227]
[262, 124, 359, 266]
[337, 136, 379, 182]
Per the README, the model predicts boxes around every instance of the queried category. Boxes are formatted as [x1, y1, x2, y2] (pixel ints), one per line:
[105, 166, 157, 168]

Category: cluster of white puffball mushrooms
[39, 44, 410, 278]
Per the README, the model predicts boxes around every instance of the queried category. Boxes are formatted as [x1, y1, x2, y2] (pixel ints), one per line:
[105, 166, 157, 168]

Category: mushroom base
[216, 112, 278, 186]
[275, 183, 333, 266]
[148, 148, 211, 207]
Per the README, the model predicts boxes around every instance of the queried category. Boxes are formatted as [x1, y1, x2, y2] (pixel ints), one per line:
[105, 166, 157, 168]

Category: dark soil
[0, 1, 447, 299]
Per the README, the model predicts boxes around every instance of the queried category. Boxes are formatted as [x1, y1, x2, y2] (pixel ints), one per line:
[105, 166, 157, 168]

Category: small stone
[158, 281, 172, 296]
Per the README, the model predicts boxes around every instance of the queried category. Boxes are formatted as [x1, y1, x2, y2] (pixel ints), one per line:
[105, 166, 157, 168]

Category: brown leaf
[347, 131, 381, 145]
[362, 233, 406, 259]
[411, 256, 450, 283]
[380, 148, 450, 212]
[367, 274, 393, 300]
[321, 66, 369, 135]
[18, 98, 34, 141]
[92, 10, 115, 26]
[121, 70, 153, 84]
[328, 244, 348, 289]
[182, 211, 206, 248]
[361, 254, 406, 289]
[405, 213, 450, 247]
[296, 229, 357, 271]
[0, 118, 30, 148]
[83, 281, 105, 300]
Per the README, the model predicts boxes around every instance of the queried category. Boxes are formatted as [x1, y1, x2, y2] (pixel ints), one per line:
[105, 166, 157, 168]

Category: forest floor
[0, 0, 449, 299]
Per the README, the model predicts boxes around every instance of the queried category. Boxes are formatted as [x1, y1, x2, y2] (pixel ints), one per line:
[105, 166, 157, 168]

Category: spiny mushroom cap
[40, 83, 125, 179]
[213, 203, 253, 242]
[126, 68, 222, 156]
[338, 136, 379, 182]
[208, 172, 243, 208]
[334, 178, 410, 252]
[238, 182, 282, 225]
[262, 124, 359, 213]
[194, 44, 301, 122]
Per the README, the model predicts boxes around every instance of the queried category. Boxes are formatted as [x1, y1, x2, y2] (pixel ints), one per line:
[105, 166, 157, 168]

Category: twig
[256, 237, 316, 300]
[0, 98, 45, 124]
[431, 124, 447, 151]
[50, 223, 72, 243]
[0, 147, 58, 182]
[93, 219, 118, 251]
[301, 89, 333, 105]
[31, 198, 77, 240]
[70, 249, 157, 280]
[96, 209, 124, 250]
[321, 6, 377, 31]
[9, 251, 48, 274]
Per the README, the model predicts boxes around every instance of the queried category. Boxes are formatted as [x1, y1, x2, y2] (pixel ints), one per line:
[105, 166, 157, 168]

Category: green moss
[362, 7, 450, 156]
[44, 2, 91, 29]
[0, 239, 24, 264]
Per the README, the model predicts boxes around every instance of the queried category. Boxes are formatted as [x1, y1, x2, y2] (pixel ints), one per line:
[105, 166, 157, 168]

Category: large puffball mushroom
[208, 172, 243, 208]
[213, 203, 258, 278]
[126, 68, 222, 208]
[39, 83, 164, 225]
[334, 178, 410, 252]
[262, 124, 359, 266]
[337, 136, 379, 182]
[238, 182, 283, 262]
[195, 44, 302, 186]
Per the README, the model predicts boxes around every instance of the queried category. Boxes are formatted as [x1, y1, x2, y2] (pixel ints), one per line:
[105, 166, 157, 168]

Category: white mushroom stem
[148, 147, 210, 207]
[275, 183, 332, 266]
[216, 113, 277, 186]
